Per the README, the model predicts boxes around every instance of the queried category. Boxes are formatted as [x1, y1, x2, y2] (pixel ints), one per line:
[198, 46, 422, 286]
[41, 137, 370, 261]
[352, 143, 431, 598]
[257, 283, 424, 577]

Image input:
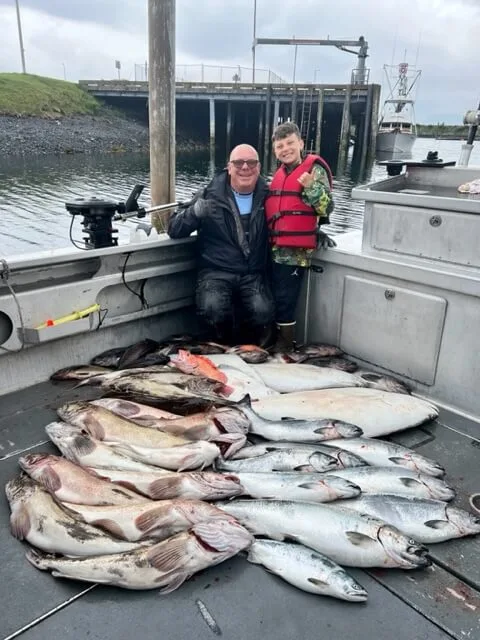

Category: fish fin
[70, 432, 96, 457]
[388, 457, 407, 466]
[235, 394, 253, 408]
[39, 467, 62, 493]
[219, 384, 235, 397]
[293, 465, 314, 472]
[25, 547, 51, 570]
[147, 537, 187, 572]
[157, 571, 188, 594]
[308, 577, 329, 587]
[91, 519, 126, 540]
[10, 505, 31, 540]
[281, 416, 296, 421]
[136, 506, 170, 532]
[424, 519, 449, 529]
[83, 416, 105, 440]
[399, 478, 421, 487]
[359, 373, 382, 382]
[177, 453, 204, 473]
[346, 531, 377, 547]
[149, 477, 181, 500]
[298, 482, 323, 490]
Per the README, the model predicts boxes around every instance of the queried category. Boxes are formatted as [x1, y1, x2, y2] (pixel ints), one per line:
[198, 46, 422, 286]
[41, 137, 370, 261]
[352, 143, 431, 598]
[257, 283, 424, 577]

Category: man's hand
[297, 169, 315, 189]
[193, 198, 215, 219]
[318, 229, 337, 249]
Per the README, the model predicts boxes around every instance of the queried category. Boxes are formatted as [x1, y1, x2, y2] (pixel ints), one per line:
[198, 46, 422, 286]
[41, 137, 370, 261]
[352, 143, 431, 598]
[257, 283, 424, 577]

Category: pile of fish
[5, 335, 480, 602]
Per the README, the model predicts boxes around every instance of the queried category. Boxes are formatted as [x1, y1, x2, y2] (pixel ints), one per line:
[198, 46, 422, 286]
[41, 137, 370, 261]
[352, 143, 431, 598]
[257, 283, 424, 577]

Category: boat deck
[1, 380, 479, 640]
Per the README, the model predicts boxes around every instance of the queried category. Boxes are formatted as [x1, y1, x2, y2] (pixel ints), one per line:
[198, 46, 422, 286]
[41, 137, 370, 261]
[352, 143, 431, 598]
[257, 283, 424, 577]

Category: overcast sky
[0, 0, 478, 124]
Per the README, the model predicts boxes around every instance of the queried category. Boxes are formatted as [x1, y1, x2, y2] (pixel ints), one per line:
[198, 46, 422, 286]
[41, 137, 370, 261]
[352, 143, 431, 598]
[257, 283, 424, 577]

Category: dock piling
[148, 0, 176, 232]
[315, 88, 324, 154]
[337, 85, 352, 174]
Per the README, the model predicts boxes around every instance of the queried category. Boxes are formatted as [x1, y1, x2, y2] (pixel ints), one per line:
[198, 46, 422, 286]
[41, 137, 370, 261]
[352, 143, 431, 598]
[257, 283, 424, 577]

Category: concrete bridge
[79, 79, 381, 175]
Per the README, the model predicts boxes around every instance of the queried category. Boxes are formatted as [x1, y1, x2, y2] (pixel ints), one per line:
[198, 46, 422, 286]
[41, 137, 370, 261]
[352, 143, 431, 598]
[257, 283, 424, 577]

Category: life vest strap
[266, 189, 300, 197]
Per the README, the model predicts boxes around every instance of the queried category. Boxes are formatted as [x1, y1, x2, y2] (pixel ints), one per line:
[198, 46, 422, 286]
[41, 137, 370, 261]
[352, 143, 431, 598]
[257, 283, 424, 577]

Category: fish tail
[25, 547, 53, 570]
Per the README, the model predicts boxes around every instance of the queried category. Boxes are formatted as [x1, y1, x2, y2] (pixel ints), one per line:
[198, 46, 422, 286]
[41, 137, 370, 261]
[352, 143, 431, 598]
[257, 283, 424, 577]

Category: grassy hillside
[0, 73, 100, 117]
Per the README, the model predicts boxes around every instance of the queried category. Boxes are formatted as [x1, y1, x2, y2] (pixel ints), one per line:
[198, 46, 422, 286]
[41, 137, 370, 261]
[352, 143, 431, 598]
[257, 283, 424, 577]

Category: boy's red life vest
[265, 154, 333, 249]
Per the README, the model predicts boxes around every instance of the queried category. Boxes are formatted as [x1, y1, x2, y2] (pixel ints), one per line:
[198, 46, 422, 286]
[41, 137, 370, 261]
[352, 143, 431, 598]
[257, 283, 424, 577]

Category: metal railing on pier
[133, 63, 286, 84]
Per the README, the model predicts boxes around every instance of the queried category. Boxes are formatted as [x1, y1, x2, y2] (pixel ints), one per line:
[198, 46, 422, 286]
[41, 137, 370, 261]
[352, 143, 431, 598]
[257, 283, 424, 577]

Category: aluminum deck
[1, 380, 479, 640]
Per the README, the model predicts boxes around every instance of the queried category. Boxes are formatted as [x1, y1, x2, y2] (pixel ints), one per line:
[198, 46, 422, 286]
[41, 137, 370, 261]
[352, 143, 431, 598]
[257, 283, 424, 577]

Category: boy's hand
[297, 169, 315, 189]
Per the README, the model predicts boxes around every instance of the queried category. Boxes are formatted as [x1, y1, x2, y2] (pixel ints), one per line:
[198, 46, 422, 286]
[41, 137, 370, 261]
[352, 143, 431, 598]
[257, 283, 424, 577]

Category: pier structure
[80, 79, 380, 176]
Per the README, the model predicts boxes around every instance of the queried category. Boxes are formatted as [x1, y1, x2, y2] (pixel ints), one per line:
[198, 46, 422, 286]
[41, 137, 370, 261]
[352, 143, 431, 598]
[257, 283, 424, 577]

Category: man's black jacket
[168, 170, 269, 274]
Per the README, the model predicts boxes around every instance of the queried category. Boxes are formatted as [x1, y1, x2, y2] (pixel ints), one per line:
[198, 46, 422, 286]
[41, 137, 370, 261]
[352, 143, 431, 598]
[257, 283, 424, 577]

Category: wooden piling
[148, 0, 176, 232]
[258, 104, 264, 154]
[263, 86, 272, 166]
[315, 88, 324, 154]
[358, 83, 373, 178]
[337, 85, 352, 174]
[209, 98, 215, 162]
[226, 102, 232, 155]
[291, 87, 298, 123]
[368, 83, 381, 164]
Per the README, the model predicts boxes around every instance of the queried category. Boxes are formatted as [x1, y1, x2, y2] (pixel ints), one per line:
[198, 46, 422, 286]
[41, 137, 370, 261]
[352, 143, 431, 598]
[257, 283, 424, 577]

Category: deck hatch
[339, 276, 447, 384]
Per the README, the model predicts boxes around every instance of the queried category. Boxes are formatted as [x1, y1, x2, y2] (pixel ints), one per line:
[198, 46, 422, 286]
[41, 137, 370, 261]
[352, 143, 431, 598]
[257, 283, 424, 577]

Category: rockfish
[45, 422, 163, 472]
[26, 518, 253, 591]
[169, 349, 228, 384]
[89, 467, 243, 501]
[18, 453, 145, 505]
[5, 475, 140, 557]
[64, 498, 231, 541]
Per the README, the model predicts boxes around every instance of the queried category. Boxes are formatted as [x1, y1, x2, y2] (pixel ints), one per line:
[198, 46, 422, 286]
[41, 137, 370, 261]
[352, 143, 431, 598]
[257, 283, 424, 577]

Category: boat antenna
[414, 30, 422, 68]
[390, 26, 398, 65]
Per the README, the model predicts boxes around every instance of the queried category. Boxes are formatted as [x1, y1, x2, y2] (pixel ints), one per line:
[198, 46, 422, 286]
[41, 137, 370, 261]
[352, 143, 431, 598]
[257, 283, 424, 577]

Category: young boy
[265, 122, 335, 350]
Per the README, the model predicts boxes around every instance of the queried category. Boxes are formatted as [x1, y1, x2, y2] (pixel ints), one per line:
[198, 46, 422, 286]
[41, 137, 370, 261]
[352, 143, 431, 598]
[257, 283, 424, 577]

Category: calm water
[1, 138, 479, 257]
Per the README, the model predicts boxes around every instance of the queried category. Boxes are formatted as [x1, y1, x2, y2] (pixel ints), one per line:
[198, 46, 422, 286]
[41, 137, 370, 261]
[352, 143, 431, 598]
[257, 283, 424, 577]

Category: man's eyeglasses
[229, 159, 259, 169]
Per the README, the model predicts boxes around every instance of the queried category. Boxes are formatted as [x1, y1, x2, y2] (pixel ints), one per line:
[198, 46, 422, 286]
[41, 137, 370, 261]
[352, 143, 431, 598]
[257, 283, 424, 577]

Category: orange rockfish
[169, 349, 228, 385]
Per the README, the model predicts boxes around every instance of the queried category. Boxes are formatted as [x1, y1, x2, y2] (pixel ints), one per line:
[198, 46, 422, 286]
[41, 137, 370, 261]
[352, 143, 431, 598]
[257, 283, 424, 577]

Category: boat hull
[376, 131, 416, 154]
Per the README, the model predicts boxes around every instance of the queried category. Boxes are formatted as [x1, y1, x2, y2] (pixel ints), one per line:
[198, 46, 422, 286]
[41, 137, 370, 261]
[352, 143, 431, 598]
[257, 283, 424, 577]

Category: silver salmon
[232, 442, 367, 469]
[322, 437, 445, 477]
[339, 495, 480, 543]
[217, 499, 429, 569]
[247, 540, 368, 601]
[215, 448, 339, 473]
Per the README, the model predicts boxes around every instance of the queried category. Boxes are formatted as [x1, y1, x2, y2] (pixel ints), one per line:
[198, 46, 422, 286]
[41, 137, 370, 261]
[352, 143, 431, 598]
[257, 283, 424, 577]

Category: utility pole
[252, 0, 257, 83]
[148, 0, 176, 231]
[15, 0, 26, 74]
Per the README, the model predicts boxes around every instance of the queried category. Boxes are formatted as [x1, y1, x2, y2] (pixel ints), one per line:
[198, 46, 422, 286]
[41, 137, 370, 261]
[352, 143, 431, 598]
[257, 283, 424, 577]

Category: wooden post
[263, 86, 272, 166]
[315, 88, 324, 154]
[368, 83, 382, 165]
[226, 101, 232, 157]
[273, 98, 280, 131]
[337, 85, 352, 174]
[258, 104, 264, 153]
[209, 98, 215, 165]
[291, 87, 297, 123]
[358, 83, 373, 178]
[148, 0, 175, 232]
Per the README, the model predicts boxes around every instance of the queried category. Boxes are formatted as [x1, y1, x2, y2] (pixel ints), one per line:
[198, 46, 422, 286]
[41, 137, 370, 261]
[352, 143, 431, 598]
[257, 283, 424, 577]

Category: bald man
[168, 144, 274, 346]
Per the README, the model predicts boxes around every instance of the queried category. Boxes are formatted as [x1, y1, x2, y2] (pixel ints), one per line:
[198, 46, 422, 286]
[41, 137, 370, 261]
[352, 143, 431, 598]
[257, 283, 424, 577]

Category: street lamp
[15, 0, 27, 73]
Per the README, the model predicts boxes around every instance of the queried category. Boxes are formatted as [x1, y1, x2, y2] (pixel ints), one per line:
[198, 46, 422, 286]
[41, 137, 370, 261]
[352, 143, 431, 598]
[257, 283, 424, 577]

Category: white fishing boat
[376, 62, 421, 154]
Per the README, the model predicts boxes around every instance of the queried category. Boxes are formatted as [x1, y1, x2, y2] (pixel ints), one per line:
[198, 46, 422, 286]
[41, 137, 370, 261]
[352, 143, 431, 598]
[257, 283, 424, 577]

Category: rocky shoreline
[0, 112, 206, 156]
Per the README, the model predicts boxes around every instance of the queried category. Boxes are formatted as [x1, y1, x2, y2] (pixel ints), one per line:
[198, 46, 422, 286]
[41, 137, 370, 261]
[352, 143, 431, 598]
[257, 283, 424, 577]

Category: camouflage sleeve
[301, 164, 334, 223]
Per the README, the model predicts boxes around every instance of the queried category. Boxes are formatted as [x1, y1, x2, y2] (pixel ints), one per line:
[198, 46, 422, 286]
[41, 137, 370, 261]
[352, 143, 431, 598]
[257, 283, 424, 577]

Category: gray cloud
[1, 0, 478, 123]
